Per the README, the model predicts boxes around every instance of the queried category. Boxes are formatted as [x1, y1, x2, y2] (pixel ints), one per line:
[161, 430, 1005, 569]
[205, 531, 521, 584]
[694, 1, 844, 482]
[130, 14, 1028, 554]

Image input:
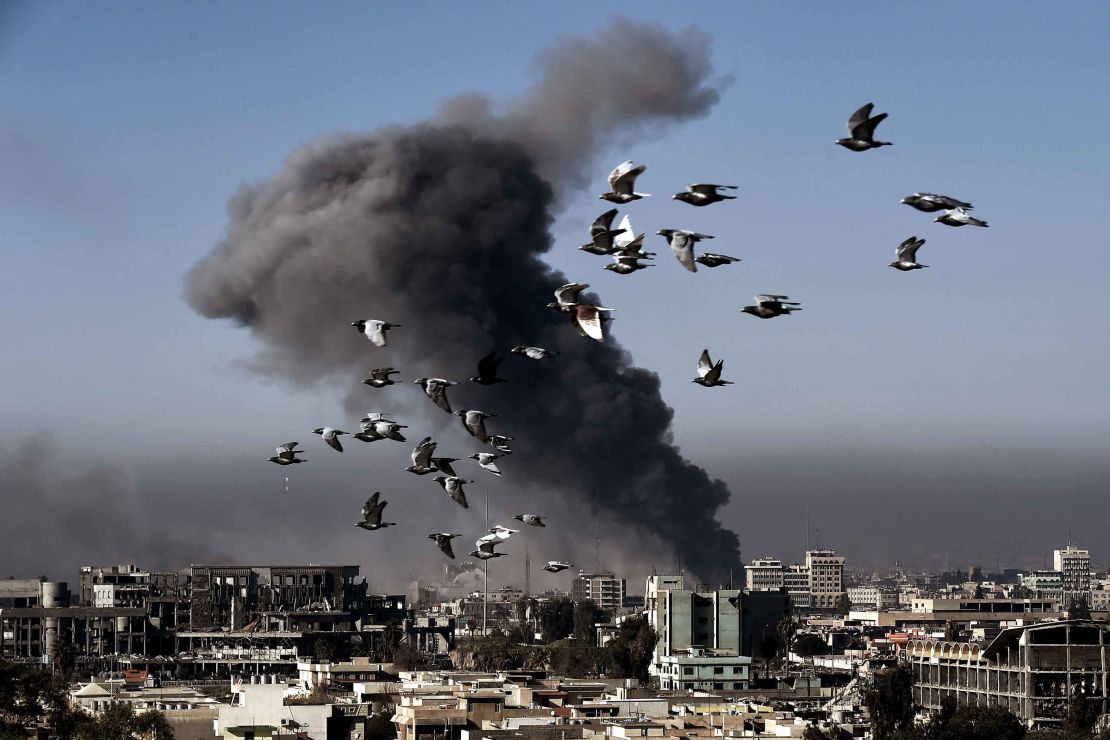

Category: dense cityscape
[5, 2, 1109, 739]
[3, 543, 1110, 738]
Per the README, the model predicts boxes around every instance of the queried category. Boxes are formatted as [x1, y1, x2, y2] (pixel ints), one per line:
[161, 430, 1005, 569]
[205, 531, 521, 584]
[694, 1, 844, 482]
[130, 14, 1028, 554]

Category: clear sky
[3, 2, 1109, 584]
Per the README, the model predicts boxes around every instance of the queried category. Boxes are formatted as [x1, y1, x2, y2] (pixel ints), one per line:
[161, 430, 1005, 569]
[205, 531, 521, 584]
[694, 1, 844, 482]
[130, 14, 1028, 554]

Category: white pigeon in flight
[543, 561, 572, 573]
[434, 475, 472, 509]
[469, 540, 506, 560]
[658, 229, 714, 273]
[351, 319, 400, 347]
[312, 427, 346, 452]
[513, 514, 546, 527]
[470, 452, 502, 476]
[455, 409, 495, 444]
[935, 208, 988, 227]
[600, 160, 649, 203]
[511, 345, 557, 360]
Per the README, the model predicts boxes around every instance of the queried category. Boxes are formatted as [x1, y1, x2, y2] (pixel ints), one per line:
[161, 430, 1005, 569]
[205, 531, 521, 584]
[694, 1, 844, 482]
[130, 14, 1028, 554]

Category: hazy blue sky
[2, 2, 1109, 585]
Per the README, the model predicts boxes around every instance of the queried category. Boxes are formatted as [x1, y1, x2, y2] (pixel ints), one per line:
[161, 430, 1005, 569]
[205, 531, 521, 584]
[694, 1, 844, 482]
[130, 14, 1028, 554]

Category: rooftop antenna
[483, 489, 488, 636]
[594, 489, 601, 573]
[805, 508, 810, 553]
[525, 548, 531, 598]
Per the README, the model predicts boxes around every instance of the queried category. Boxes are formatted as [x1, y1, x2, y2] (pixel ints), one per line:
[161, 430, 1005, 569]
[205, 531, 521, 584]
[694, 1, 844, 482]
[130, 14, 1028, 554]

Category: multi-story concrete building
[1021, 570, 1064, 602]
[656, 646, 751, 692]
[806, 549, 846, 610]
[746, 558, 784, 591]
[649, 581, 743, 659]
[846, 586, 898, 610]
[1054, 545, 1091, 605]
[907, 620, 1110, 729]
[187, 564, 365, 629]
[570, 572, 626, 612]
[783, 565, 811, 608]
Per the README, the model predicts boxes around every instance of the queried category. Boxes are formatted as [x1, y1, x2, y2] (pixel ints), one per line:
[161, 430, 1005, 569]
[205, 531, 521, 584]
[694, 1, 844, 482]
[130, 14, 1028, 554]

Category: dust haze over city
[3, 2, 1110, 594]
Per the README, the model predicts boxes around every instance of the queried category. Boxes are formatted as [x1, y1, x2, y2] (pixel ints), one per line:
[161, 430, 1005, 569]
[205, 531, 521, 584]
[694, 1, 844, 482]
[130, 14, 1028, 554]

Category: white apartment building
[846, 586, 898, 610]
[656, 646, 750, 692]
[746, 558, 785, 591]
[1054, 545, 1092, 596]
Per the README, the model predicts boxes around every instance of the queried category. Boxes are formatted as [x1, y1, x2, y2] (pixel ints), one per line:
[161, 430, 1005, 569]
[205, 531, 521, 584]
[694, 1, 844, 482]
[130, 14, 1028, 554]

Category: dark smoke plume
[184, 19, 740, 583]
[0, 437, 211, 579]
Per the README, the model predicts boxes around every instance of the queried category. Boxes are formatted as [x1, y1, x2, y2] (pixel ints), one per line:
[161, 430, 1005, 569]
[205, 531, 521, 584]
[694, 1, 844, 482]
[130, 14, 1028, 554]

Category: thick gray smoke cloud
[184, 19, 740, 584]
[0, 437, 213, 579]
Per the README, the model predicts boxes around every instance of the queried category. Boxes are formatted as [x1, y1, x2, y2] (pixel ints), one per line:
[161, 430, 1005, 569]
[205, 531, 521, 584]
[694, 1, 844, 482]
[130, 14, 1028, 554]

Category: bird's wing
[328, 436, 344, 453]
[591, 208, 619, 236]
[756, 294, 789, 305]
[852, 112, 887, 141]
[277, 442, 298, 453]
[897, 237, 924, 262]
[612, 164, 646, 195]
[365, 501, 384, 526]
[846, 103, 875, 134]
[478, 540, 499, 554]
[670, 233, 697, 272]
[434, 458, 458, 477]
[555, 282, 589, 306]
[691, 183, 736, 195]
[430, 384, 452, 413]
[697, 349, 713, 377]
[412, 437, 435, 467]
[612, 215, 635, 250]
[704, 360, 724, 384]
[574, 306, 605, 341]
[477, 351, 500, 378]
[607, 160, 634, 190]
[439, 539, 456, 559]
[702, 253, 738, 262]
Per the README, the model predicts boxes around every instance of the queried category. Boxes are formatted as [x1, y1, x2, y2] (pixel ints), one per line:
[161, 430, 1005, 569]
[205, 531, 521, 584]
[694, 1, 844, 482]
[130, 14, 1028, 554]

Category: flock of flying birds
[264, 102, 988, 574]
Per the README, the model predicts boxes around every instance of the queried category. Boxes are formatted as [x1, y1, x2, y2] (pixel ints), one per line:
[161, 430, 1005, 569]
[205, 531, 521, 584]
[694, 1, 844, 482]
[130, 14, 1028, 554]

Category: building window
[683, 667, 693, 676]
[713, 667, 723, 675]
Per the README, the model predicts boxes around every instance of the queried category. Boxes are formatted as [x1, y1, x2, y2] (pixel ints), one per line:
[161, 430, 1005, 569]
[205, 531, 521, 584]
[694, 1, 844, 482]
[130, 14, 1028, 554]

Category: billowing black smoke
[184, 19, 741, 583]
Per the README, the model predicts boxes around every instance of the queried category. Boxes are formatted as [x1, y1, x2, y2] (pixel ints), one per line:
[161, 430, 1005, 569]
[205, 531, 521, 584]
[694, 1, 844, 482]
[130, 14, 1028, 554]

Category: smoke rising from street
[183, 19, 741, 584]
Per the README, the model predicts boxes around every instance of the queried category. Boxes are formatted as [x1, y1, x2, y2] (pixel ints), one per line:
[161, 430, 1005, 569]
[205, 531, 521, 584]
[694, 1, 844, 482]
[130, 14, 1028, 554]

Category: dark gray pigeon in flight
[673, 183, 738, 207]
[356, 492, 394, 531]
[269, 442, 305, 465]
[427, 533, 461, 559]
[901, 193, 972, 213]
[363, 367, 399, 388]
[836, 103, 891, 151]
[890, 237, 928, 271]
[740, 295, 803, 319]
[692, 349, 732, 387]
[694, 253, 741, 269]
[471, 351, 507, 385]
